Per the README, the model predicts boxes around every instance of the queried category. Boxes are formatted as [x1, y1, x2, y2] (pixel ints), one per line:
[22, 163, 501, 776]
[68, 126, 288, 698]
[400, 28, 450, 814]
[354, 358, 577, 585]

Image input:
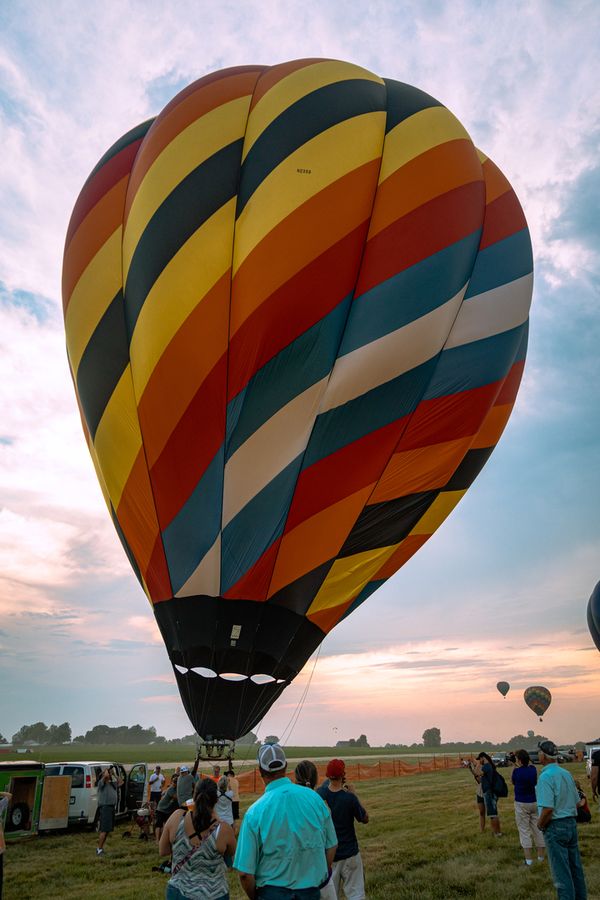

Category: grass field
[4, 763, 596, 899]
[1, 744, 458, 764]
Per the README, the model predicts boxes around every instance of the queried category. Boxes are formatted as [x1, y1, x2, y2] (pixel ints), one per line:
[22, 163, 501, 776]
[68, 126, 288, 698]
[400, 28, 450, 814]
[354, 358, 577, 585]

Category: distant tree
[355, 734, 369, 748]
[47, 722, 72, 744]
[73, 735, 85, 744]
[12, 722, 49, 745]
[0, 733, 7, 745]
[237, 731, 259, 745]
[422, 727, 441, 747]
[264, 735, 280, 744]
[81, 724, 164, 744]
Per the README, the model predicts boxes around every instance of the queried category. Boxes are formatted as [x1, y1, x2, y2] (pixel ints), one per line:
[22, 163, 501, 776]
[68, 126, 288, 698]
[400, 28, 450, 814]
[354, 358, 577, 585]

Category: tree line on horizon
[1, 723, 585, 750]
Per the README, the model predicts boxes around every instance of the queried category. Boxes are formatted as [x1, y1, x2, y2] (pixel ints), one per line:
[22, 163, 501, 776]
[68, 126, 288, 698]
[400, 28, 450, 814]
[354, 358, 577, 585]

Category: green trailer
[0, 761, 70, 839]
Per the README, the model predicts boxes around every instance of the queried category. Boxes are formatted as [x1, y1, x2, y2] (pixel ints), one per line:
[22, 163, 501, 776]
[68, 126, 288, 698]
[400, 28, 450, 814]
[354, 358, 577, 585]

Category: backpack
[493, 770, 509, 798]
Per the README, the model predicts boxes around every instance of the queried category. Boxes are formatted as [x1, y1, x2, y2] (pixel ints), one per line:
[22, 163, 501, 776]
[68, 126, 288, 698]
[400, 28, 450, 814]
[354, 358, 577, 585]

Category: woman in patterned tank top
[159, 777, 236, 900]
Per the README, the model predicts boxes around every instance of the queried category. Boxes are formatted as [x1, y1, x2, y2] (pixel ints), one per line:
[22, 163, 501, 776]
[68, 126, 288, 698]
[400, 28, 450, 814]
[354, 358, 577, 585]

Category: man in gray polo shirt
[96, 767, 123, 856]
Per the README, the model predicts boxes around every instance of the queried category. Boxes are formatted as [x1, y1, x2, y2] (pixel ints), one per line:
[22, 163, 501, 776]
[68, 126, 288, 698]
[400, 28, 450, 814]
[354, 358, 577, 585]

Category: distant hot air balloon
[524, 686, 551, 721]
[62, 59, 533, 740]
[587, 582, 600, 651]
[497, 681, 510, 698]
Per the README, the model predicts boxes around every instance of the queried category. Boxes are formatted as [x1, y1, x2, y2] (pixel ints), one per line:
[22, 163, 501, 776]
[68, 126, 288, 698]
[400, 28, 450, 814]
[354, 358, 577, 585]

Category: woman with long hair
[159, 777, 236, 900]
[511, 749, 545, 865]
[476, 752, 503, 837]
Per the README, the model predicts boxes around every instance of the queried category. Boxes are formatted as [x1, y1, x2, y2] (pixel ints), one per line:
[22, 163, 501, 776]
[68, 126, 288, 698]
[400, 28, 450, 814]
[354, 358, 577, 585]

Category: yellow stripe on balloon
[65, 228, 123, 377]
[242, 60, 384, 161]
[378, 106, 471, 184]
[123, 95, 252, 281]
[410, 489, 466, 535]
[129, 198, 236, 397]
[232, 112, 386, 281]
[307, 545, 398, 615]
[93, 367, 143, 509]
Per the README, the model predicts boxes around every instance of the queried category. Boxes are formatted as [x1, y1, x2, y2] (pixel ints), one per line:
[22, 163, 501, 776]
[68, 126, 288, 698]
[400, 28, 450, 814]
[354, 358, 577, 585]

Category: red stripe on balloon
[355, 180, 485, 298]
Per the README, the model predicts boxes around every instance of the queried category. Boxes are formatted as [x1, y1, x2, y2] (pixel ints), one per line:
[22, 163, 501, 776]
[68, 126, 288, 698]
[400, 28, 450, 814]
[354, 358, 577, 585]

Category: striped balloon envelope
[62, 59, 533, 740]
[524, 686, 552, 721]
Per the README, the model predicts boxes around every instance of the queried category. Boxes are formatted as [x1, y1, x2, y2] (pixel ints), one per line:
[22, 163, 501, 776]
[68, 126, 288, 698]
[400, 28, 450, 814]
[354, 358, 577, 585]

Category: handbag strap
[171, 816, 218, 875]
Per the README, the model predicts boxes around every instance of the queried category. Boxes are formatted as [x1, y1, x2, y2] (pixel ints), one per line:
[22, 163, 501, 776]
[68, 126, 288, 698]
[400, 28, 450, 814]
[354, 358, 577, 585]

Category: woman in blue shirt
[511, 750, 545, 865]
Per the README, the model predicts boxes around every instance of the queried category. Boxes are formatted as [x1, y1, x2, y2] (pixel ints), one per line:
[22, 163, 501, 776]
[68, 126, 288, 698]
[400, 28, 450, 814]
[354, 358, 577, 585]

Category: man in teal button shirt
[536, 740, 587, 900]
[235, 742, 337, 900]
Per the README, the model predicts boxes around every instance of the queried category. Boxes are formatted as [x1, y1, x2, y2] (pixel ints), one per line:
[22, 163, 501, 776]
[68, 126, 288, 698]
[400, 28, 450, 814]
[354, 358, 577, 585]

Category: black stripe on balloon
[444, 447, 495, 492]
[267, 559, 335, 616]
[338, 490, 439, 558]
[236, 78, 386, 216]
[383, 79, 443, 133]
[76, 290, 129, 440]
[111, 506, 143, 587]
[86, 120, 154, 184]
[124, 138, 244, 337]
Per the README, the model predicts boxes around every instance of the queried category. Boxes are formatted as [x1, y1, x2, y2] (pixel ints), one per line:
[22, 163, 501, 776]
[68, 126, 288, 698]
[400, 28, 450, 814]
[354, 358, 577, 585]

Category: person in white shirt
[149, 765, 165, 811]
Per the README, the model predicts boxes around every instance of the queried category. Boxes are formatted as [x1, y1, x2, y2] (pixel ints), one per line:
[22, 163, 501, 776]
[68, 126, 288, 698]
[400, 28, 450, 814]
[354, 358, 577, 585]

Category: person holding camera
[475, 753, 503, 837]
[96, 766, 124, 856]
[317, 759, 369, 900]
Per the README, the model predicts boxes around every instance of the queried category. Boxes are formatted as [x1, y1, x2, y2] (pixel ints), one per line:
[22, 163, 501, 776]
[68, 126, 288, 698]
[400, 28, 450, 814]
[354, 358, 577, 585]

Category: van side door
[125, 764, 148, 811]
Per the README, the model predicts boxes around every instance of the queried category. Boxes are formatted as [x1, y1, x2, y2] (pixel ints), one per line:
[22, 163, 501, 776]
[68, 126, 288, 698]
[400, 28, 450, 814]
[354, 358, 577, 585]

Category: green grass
[4, 764, 596, 899]
[2, 744, 459, 764]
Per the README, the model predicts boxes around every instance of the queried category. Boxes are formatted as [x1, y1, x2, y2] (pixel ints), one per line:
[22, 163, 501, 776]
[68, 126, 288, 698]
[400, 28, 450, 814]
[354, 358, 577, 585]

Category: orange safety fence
[234, 755, 464, 795]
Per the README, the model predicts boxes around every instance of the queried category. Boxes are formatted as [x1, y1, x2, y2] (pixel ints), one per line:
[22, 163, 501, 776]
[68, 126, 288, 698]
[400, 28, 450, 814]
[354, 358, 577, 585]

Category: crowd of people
[467, 740, 588, 899]
[57, 736, 593, 900]
[94, 745, 370, 899]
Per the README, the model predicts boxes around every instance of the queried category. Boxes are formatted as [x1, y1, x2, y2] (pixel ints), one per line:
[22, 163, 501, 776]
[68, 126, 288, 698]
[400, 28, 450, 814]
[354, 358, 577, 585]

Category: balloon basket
[195, 738, 236, 763]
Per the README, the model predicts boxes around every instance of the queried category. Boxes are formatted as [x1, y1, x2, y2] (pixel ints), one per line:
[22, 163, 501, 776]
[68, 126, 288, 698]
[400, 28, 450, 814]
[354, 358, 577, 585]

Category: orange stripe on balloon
[371, 534, 430, 580]
[62, 175, 129, 310]
[116, 449, 170, 592]
[248, 58, 325, 112]
[480, 156, 511, 204]
[370, 138, 481, 238]
[470, 403, 513, 449]
[228, 221, 369, 401]
[145, 534, 173, 602]
[267, 486, 374, 599]
[137, 270, 231, 467]
[370, 437, 473, 504]
[124, 68, 263, 222]
[230, 159, 381, 339]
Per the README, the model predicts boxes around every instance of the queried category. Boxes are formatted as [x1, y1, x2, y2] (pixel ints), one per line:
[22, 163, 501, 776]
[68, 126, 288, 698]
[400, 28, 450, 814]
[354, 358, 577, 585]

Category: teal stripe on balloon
[162, 447, 224, 595]
[339, 231, 481, 357]
[225, 295, 352, 460]
[464, 229, 532, 299]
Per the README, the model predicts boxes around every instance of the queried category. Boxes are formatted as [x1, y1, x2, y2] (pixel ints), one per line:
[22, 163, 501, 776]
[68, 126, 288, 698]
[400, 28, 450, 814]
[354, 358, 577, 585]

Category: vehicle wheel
[7, 802, 30, 831]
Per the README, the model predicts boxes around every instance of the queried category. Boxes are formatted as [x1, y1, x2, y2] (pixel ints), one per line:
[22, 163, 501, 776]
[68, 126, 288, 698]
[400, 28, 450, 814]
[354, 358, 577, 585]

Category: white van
[44, 761, 148, 826]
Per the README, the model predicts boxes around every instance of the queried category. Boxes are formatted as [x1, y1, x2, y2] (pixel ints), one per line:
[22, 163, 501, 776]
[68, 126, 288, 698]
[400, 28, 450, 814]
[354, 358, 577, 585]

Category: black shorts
[98, 804, 115, 833]
[155, 809, 172, 828]
[232, 801, 240, 821]
[150, 792, 162, 806]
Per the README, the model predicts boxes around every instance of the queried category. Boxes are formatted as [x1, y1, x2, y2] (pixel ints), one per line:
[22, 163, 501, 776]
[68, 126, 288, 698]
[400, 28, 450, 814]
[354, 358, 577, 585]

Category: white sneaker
[96, 848, 104, 856]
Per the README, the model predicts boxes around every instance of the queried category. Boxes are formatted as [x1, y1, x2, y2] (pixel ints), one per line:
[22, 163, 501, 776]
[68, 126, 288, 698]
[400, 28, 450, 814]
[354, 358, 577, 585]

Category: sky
[1, 0, 599, 748]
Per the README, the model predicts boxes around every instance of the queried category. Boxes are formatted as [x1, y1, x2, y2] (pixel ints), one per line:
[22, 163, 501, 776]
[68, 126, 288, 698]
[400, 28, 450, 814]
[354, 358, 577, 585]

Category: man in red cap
[317, 759, 369, 899]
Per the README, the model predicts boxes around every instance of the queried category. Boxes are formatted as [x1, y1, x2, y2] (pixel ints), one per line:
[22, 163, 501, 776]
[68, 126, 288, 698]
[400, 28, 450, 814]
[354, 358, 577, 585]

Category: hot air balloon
[496, 681, 510, 698]
[62, 59, 533, 740]
[524, 686, 551, 721]
[587, 582, 600, 651]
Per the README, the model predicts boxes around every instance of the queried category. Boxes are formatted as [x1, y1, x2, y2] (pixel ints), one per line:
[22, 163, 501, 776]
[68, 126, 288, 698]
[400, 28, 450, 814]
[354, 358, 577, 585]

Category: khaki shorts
[514, 800, 545, 849]
[332, 853, 365, 900]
